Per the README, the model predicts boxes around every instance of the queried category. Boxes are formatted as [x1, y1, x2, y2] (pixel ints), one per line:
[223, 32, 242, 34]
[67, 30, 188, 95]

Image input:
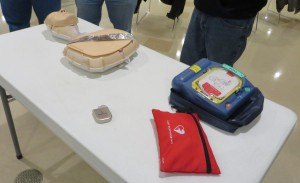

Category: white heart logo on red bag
[174, 125, 185, 135]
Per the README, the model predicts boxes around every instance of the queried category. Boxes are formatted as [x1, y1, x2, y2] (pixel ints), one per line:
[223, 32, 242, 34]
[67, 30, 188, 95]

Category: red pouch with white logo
[151, 109, 220, 174]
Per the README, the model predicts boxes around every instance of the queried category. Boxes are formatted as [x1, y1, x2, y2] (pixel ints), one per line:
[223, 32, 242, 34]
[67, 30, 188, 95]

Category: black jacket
[194, 0, 267, 19]
[161, 0, 186, 20]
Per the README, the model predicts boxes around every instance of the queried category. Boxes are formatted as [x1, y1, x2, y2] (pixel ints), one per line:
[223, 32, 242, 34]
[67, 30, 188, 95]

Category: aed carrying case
[170, 59, 264, 133]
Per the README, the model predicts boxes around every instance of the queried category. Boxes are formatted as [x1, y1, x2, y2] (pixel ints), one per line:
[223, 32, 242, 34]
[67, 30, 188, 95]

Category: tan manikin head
[45, 9, 81, 41]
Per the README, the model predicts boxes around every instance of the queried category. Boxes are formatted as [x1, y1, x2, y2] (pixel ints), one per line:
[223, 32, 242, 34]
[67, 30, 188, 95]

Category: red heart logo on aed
[174, 125, 185, 135]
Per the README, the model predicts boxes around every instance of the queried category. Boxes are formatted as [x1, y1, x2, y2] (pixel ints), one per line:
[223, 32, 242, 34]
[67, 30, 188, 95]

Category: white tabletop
[0, 19, 297, 183]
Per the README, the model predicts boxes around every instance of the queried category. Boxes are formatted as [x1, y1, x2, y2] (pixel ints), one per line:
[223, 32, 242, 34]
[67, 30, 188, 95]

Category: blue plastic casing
[172, 59, 255, 120]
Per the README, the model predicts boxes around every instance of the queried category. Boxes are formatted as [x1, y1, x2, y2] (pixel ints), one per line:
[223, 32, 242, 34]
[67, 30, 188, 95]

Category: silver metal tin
[70, 33, 134, 43]
[92, 105, 112, 124]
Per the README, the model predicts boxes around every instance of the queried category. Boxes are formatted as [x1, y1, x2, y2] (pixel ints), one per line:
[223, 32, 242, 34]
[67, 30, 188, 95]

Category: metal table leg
[136, 0, 152, 25]
[264, 0, 284, 24]
[252, 13, 259, 33]
[0, 86, 23, 159]
[172, 17, 179, 30]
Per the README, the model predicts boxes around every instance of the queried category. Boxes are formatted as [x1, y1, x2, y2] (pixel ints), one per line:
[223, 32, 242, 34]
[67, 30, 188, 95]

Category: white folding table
[0, 19, 297, 183]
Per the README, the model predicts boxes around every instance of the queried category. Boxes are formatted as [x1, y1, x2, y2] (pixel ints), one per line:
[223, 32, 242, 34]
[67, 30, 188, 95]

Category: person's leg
[205, 15, 255, 66]
[105, 0, 137, 32]
[32, 0, 61, 24]
[75, 0, 104, 25]
[180, 8, 207, 66]
[0, 0, 32, 31]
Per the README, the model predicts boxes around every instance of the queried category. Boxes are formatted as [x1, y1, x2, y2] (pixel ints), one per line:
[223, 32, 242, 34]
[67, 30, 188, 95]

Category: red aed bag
[152, 109, 220, 174]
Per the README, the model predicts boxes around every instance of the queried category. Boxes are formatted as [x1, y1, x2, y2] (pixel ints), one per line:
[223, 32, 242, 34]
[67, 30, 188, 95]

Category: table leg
[172, 17, 179, 30]
[0, 86, 23, 159]
[136, 0, 152, 25]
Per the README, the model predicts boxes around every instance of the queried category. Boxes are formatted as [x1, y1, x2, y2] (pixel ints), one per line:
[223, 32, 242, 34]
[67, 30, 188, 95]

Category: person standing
[0, 0, 61, 32]
[180, 0, 267, 66]
[75, 0, 137, 33]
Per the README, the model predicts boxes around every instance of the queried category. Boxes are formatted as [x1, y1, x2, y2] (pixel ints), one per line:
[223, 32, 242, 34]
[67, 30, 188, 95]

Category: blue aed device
[170, 59, 264, 133]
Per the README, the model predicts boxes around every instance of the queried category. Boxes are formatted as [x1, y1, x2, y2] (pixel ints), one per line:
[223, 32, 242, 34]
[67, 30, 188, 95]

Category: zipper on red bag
[191, 114, 212, 173]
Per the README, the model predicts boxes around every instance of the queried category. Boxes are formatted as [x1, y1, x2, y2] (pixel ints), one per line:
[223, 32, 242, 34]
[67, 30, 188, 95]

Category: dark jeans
[75, 0, 137, 32]
[180, 9, 255, 66]
[0, 0, 61, 32]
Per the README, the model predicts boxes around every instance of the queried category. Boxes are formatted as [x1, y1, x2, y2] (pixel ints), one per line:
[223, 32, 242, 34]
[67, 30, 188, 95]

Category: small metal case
[92, 105, 112, 123]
